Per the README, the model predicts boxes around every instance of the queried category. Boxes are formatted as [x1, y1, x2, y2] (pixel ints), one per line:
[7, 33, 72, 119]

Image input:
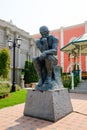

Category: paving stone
[0, 93, 87, 130]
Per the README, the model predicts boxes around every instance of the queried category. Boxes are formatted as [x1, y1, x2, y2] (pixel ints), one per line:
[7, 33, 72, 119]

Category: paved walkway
[0, 93, 87, 130]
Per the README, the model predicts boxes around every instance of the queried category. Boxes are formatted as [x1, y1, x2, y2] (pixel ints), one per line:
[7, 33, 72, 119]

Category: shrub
[24, 60, 39, 84]
[24, 61, 31, 84]
[62, 74, 71, 90]
[16, 84, 21, 91]
[0, 82, 11, 98]
[74, 75, 79, 87]
[62, 72, 79, 90]
[0, 48, 10, 79]
[0, 81, 21, 98]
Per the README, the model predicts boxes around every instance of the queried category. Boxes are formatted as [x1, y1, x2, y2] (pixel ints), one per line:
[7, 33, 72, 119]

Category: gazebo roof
[60, 33, 87, 55]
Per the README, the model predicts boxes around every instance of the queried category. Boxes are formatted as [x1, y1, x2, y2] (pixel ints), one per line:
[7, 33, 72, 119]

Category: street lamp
[8, 36, 21, 92]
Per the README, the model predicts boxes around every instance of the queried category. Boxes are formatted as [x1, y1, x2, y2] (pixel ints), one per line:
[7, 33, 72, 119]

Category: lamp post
[8, 36, 21, 92]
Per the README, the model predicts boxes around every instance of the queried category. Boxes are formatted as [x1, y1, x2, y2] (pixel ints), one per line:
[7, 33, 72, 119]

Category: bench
[82, 72, 87, 79]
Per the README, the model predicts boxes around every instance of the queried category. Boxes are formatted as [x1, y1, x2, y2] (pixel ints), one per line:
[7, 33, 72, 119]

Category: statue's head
[39, 26, 49, 37]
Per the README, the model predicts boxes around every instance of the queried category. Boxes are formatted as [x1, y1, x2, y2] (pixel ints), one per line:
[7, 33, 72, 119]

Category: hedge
[0, 82, 21, 98]
[0, 82, 11, 98]
[24, 60, 39, 84]
[0, 48, 10, 79]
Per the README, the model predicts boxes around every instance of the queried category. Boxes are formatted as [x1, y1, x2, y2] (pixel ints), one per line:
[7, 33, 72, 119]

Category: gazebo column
[79, 46, 82, 81]
[70, 54, 74, 90]
[75, 55, 78, 70]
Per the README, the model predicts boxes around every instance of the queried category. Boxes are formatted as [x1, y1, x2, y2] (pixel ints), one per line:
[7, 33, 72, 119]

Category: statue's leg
[33, 57, 44, 87]
[44, 56, 53, 83]
[45, 55, 58, 84]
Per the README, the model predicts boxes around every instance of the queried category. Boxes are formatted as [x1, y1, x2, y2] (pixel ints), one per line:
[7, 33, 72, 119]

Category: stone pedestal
[24, 88, 73, 122]
[20, 75, 25, 88]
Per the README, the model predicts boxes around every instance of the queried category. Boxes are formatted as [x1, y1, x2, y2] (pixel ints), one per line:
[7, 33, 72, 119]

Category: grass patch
[0, 89, 27, 109]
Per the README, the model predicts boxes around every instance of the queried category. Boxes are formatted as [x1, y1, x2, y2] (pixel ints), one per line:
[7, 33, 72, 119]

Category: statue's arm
[44, 37, 58, 55]
[36, 38, 49, 52]
[36, 39, 43, 52]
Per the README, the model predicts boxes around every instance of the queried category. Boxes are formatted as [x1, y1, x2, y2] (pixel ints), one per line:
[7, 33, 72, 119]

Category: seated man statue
[33, 26, 59, 90]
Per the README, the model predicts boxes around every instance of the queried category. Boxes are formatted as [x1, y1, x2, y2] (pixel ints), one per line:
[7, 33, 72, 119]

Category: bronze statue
[33, 26, 63, 90]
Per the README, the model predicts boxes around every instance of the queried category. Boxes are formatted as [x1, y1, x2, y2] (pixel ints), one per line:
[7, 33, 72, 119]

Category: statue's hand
[41, 38, 47, 43]
[39, 52, 46, 60]
[41, 38, 48, 50]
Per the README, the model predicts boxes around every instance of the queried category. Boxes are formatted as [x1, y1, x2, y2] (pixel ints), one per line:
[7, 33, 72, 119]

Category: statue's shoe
[44, 76, 52, 84]
[35, 78, 43, 90]
[37, 78, 43, 87]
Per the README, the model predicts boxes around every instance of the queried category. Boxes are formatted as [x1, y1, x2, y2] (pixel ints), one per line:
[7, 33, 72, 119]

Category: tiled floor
[0, 93, 87, 130]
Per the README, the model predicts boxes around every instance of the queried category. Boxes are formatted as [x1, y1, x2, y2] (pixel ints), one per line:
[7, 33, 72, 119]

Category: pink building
[32, 21, 87, 73]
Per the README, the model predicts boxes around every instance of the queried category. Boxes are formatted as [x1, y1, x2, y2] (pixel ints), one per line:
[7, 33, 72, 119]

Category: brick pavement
[0, 93, 87, 130]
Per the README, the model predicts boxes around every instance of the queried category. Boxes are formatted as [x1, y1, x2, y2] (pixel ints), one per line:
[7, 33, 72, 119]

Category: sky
[0, 0, 87, 35]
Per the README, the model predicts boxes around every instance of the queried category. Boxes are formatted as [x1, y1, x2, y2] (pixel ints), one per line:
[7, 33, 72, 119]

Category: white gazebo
[60, 33, 87, 90]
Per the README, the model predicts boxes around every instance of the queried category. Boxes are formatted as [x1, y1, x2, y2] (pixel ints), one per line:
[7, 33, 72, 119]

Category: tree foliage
[24, 60, 38, 84]
[0, 48, 10, 78]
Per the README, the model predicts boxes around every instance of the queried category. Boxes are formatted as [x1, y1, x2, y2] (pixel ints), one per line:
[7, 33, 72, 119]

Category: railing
[82, 72, 87, 79]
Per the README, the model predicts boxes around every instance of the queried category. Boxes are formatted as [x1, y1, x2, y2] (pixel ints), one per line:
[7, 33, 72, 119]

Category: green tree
[24, 60, 38, 84]
[0, 48, 10, 79]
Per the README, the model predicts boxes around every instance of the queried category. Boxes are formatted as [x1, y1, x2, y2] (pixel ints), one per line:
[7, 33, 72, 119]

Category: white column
[30, 44, 35, 60]
[84, 21, 87, 71]
[70, 54, 74, 90]
[60, 27, 64, 72]
[32, 45, 35, 57]
[71, 72, 74, 90]
[79, 46, 82, 81]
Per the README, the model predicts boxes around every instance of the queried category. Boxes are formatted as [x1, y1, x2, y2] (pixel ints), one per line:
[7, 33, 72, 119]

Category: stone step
[70, 80, 87, 93]
[77, 85, 87, 88]
[70, 89, 87, 94]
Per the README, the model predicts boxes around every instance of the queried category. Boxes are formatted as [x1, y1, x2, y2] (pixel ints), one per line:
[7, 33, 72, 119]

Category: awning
[60, 33, 87, 55]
